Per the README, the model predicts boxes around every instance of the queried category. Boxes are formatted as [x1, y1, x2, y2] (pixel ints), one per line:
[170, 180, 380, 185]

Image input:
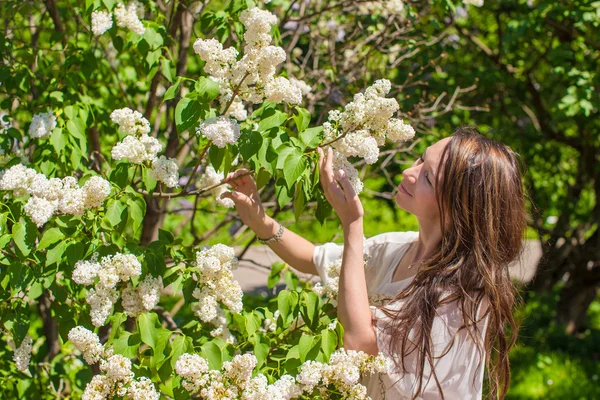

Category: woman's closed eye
[417, 156, 432, 185]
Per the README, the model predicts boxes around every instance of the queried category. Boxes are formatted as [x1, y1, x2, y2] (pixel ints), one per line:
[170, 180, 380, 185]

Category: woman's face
[395, 137, 451, 225]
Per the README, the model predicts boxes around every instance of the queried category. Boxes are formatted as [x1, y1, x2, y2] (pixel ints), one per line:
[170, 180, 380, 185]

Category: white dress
[312, 231, 488, 400]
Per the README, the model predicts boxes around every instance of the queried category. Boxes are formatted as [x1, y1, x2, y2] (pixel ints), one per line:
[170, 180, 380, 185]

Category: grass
[506, 289, 600, 399]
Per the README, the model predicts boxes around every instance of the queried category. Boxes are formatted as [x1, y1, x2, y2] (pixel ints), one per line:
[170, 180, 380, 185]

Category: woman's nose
[402, 167, 417, 184]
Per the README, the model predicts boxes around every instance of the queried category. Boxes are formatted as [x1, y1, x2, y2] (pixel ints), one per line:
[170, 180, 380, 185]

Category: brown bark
[556, 278, 599, 334]
[37, 291, 60, 360]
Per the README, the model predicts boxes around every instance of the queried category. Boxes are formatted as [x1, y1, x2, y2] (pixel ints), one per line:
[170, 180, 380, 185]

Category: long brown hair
[380, 127, 526, 399]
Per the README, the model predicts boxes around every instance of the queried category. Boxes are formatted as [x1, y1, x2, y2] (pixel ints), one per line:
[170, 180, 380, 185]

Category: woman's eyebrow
[422, 148, 438, 178]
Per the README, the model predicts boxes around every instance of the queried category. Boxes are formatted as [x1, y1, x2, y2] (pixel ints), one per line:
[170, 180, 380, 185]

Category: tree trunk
[556, 276, 599, 334]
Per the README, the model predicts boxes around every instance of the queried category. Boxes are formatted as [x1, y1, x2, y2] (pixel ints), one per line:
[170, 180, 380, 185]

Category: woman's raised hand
[220, 168, 268, 233]
[317, 147, 364, 227]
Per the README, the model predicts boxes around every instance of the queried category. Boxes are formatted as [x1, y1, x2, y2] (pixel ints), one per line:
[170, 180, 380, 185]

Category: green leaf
[38, 228, 64, 250]
[110, 163, 130, 189]
[127, 194, 146, 235]
[276, 181, 294, 209]
[267, 262, 286, 289]
[112, 332, 141, 359]
[175, 98, 203, 133]
[66, 118, 86, 142]
[209, 144, 226, 172]
[255, 168, 271, 189]
[195, 77, 221, 104]
[300, 291, 321, 332]
[275, 146, 295, 170]
[258, 108, 288, 132]
[294, 179, 307, 221]
[299, 335, 316, 363]
[163, 76, 182, 103]
[12, 221, 36, 257]
[293, 107, 311, 133]
[299, 126, 323, 150]
[50, 127, 65, 153]
[238, 130, 263, 161]
[170, 335, 192, 369]
[161, 58, 174, 83]
[321, 329, 338, 359]
[277, 289, 292, 323]
[254, 342, 270, 369]
[315, 190, 332, 225]
[46, 241, 67, 267]
[104, 199, 126, 227]
[283, 149, 307, 189]
[201, 341, 223, 370]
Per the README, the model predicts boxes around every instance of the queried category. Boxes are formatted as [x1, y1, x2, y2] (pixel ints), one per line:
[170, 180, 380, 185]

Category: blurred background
[2, 0, 598, 398]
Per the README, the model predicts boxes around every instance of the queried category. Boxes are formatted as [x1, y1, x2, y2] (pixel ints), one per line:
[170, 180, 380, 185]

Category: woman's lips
[399, 183, 412, 196]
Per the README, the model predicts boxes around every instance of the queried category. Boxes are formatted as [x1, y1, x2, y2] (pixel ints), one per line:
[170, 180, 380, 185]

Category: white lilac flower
[58, 178, 86, 216]
[239, 7, 278, 48]
[109, 107, 150, 136]
[331, 149, 364, 194]
[264, 77, 303, 105]
[27, 175, 63, 201]
[297, 360, 324, 392]
[386, 118, 415, 142]
[103, 253, 142, 282]
[128, 377, 160, 400]
[114, 2, 145, 35]
[175, 353, 210, 378]
[223, 353, 257, 385]
[100, 354, 134, 383]
[193, 38, 239, 79]
[111, 135, 160, 164]
[91, 10, 113, 36]
[191, 289, 219, 322]
[334, 130, 380, 164]
[67, 326, 105, 365]
[190, 244, 242, 331]
[149, 156, 179, 188]
[83, 176, 111, 208]
[197, 164, 234, 208]
[87, 285, 119, 326]
[197, 117, 241, 148]
[224, 99, 248, 122]
[322, 79, 414, 167]
[28, 111, 57, 139]
[9, 335, 33, 372]
[24, 196, 58, 227]
[0, 164, 37, 196]
[121, 275, 162, 315]
[82, 374, 112, 400]
[72, 259, 102, 286]
[290, 78, 312, 96]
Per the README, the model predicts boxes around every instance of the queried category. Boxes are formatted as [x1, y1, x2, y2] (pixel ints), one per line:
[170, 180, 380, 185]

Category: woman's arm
[316, 147, 378, 354]
[220, 169, 318, 276]
[337, 219, 378, 355]
[253, 214, 318, 276]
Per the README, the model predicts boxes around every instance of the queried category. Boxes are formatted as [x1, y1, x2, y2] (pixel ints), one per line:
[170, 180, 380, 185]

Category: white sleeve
[371, 299, 488, 400]
[311, 231, 418, 283]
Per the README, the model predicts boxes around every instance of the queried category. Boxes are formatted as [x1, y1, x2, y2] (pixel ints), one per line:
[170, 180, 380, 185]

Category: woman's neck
[413, 220, 442, 262]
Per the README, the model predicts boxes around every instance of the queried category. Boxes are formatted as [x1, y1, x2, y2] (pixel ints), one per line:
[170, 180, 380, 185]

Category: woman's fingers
[336, 170, 357, 199]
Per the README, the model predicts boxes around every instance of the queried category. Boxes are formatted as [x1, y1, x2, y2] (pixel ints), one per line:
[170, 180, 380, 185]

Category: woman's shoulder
[365, 230, 419, 247]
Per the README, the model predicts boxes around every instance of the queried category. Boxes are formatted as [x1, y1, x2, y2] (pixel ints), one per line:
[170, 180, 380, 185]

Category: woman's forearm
[253, 215, 318, 276]
[337, 219, 378, 354]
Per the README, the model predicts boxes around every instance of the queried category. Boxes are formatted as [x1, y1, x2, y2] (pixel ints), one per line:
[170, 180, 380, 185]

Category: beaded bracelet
[257, 221, 284, 245]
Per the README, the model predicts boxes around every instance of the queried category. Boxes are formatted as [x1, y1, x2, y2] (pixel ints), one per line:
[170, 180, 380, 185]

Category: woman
[221, 127, 527, 399]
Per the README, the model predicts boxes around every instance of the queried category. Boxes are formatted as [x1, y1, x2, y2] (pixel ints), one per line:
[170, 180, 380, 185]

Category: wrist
[342, 217, 363, 229]
[343, 218, 363, 236]
[254, 215, 278, 239]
